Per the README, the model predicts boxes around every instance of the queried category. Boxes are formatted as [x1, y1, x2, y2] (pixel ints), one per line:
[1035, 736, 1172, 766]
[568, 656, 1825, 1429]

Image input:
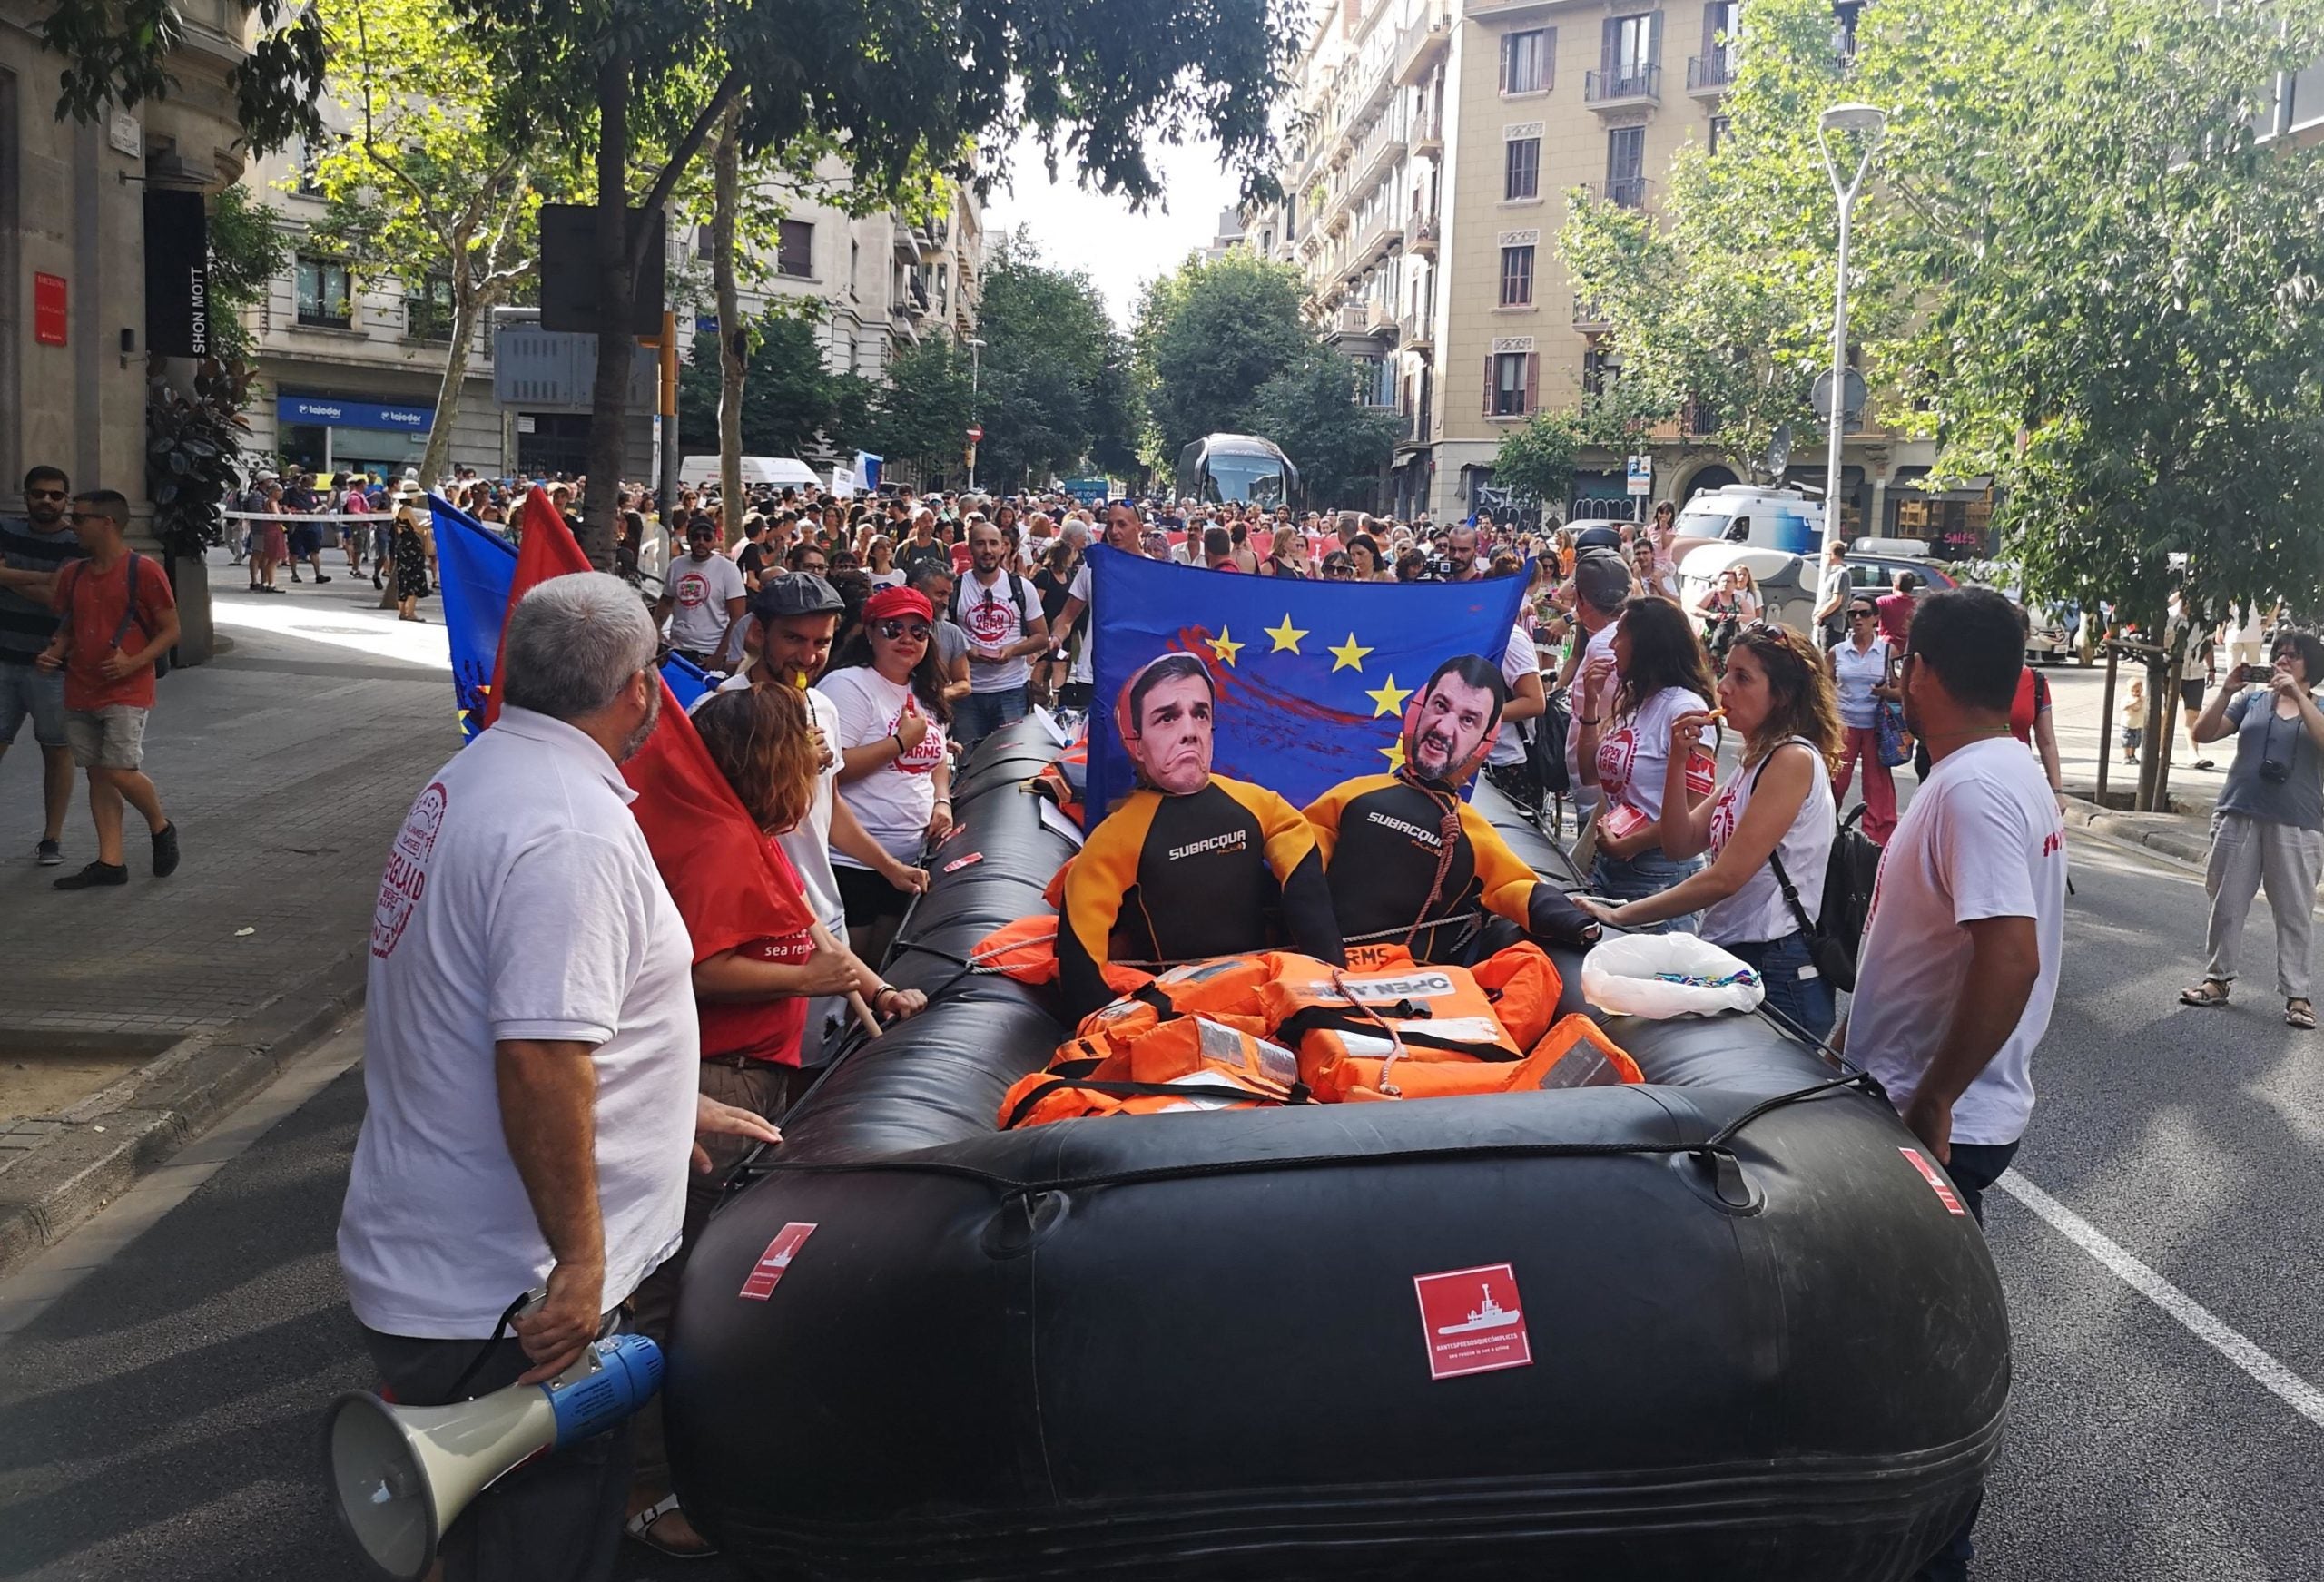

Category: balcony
[1585, 63, 1661, 110]
[1350, 133, 1407, 207]
[1583, 176, 1648, 209]
[1572, 295, 1610, 330]
[916, 220, 948, 262]
[1351, 216, 1404, 270]
[1687, 50, 1736, 97]
[1403, 318, 1434, 353]
[1393, 6, 1451, 87]
[1337, 304, 1370, 335]
[1413, 107, 1443, 157]
[1366, 300, 1401, 340]
[1408, 212, 1439, 257]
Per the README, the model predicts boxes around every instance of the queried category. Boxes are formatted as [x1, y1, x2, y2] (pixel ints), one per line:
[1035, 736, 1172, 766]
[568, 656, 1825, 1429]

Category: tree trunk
[418, 287, 487, 492]
[580, 55, 634, 569]
[714, 99, 744, 546]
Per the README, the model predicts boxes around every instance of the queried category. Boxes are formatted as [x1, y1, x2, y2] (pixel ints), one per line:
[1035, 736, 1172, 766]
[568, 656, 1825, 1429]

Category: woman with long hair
[1581, 623, 1846, 1037]
[819, 585, 956, 962]
[1573, 596, 1718, 928]
[863, 534, 905, 589]
[1257, 524, 1310, 578]
[1349, 533, 1389, 582]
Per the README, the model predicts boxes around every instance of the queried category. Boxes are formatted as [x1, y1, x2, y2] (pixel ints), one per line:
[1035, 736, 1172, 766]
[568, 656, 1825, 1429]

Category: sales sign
[34, 273, 66, 346]
[1413, 1263, 1533, 1381]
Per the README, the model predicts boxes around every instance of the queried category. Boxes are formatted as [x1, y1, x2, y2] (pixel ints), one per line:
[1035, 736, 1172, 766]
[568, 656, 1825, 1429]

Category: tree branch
[628, 66, 746, 275]
[350, 7, 452, 250]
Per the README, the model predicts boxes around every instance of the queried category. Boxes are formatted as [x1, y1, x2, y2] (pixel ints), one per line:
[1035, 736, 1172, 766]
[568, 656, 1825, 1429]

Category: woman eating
[1574, 596, 1718, 929]
[818, 585, 956, 962]
[1579, 624, 1844, 1037]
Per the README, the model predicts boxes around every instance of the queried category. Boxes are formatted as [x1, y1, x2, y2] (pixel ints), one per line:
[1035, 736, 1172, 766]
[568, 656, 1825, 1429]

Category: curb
[2063, 800, 2211, 870]
[0, 949, 368, 1280]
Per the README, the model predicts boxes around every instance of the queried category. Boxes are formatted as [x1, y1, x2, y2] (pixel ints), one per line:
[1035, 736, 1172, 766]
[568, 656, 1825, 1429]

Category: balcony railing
[1687, 51, 1736, 94]
[1393, 6, 1451, 87]
[1409, 213, 1440, 255]
[1413, 107, 1444, 152]
[1584, 177, 1648, 209]
[1366, 300, 1400, 338]
[1337, 304, 1370, 334]
[1572, 294, 1610, 329]
[1584, 64, 1661, 106]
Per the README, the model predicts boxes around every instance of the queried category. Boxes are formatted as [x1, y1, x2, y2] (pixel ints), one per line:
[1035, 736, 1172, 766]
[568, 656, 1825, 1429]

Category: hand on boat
[693, 1094, 783, 1174]
[1901, 1092, 1952, 1166]
[883, 859, 931, 895]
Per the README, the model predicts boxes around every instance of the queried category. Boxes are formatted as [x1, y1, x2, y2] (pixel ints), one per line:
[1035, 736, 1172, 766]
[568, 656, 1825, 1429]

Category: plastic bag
[1580, 932, 1766, 1019]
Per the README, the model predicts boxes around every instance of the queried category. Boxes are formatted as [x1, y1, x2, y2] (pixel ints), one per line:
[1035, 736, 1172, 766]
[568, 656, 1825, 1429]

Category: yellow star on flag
[1264, 614, 1308, 654]
[1365, 674, 1412, 719]
[1206, 626, 1245, 666]
[1328, 633, 1373, 672]
[1380, 738, 1408, 771]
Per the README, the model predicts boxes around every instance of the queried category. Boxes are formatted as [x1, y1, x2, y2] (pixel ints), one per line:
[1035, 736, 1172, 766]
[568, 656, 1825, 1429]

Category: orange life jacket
[1028, 740, 1088, 829]
[1470, 941, 1563, 1051]
[1321, 1013, 1642, 1103]
[1261, 955, 1524, 1095]
[970, 913, 1061, 985]
[998, 1013, 1302, 1128]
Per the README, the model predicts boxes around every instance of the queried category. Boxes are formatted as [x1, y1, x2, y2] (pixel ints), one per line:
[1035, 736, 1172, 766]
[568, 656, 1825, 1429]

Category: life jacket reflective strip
[1321, 1013, 1641, 1104]
[999, 1068, 1292, 1130]
[1262, 958, 1522, 1096]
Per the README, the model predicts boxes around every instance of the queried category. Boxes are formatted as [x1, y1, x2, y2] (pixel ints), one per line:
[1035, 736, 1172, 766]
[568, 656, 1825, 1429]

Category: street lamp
[965, 336, 987, 492]
[1812, 101, 1886, 648]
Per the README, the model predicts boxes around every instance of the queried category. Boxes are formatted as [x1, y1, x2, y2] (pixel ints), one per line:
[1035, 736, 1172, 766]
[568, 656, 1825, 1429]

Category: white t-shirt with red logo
[340, 708, 699, 1337]
[1596, 684, 1709, 822]
[1699, 739, 1836, 947]
[1848, 737, 2067, 1146]
[951, 567, 1037, 693]
[667, 551, 745, 655]
[818, 665, 950, 867]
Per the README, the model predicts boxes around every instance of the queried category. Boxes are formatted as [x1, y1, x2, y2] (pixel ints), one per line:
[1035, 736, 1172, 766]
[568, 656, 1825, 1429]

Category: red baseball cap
[863, 585, 934, 624]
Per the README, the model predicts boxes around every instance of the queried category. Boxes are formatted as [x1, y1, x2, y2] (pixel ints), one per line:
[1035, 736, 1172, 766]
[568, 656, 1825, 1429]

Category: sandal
[2289, 999, 2316, 1030]
[625, 1492, 719, 1558]
[2180, 979, 2230, 1007]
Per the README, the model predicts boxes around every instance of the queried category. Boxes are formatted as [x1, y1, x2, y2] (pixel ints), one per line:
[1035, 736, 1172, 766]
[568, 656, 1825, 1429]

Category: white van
[1672, 485, 1826, 559]
[676, 455, 822, 491]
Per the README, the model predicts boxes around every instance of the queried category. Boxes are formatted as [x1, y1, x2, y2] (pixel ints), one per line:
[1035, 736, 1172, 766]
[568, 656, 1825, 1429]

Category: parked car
[1677, 542, 1959, 642]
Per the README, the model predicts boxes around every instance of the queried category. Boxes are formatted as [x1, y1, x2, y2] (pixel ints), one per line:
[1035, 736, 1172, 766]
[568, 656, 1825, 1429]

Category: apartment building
[1261, 0, 1946, 538]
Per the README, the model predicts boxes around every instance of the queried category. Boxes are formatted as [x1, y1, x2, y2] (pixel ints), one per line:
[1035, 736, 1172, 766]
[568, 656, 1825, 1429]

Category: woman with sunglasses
[1827, 594, 1901, 843]
[818, 585, 955, 962]
[1578, 624, 1844, 1037]
[1573, 596, 1718, 929]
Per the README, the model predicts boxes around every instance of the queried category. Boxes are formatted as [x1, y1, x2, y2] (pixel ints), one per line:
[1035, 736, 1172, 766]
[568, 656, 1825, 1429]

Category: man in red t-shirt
[36, 489, 180, 889]
[1875, 568, 1922, 648]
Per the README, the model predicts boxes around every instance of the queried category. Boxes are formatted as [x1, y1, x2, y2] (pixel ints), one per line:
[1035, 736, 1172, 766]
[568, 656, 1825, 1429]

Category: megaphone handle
[443, 1287, 547, 1401]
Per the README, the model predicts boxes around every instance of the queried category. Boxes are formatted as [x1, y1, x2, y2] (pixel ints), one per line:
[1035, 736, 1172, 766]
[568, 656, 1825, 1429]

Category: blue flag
[1084, 545, 1531, 815]
[426, 493, 709, 742]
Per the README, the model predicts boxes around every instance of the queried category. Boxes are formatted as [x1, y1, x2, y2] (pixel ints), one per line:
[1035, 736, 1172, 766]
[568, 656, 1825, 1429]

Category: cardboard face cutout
[1118, 654, 1216, 796]
[1401, 661, 1504, 788]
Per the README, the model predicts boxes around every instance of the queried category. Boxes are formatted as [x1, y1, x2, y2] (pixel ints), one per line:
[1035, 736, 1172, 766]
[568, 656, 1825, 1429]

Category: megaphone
[324, 1331, 663, 1581]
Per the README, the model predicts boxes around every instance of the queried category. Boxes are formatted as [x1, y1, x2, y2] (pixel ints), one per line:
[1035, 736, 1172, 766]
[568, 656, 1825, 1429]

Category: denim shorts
[1721, 930, 1837, 1043]
[0, 663, 68, 748]
[1590, 847, 1703, 935]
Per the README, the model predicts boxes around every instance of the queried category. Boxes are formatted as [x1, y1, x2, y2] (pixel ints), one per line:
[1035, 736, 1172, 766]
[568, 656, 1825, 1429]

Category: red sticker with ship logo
[1413, 1263, 1533, 1381]
[1898, 1148, 1969, 1216]
[942, 850, 984, 873]
[738, 1222, 818, 1300]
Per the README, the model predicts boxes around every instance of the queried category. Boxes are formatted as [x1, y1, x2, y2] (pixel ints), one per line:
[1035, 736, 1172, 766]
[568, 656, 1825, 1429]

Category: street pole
[966, 336, 986, 494]
[1812, 103, 1886, 651]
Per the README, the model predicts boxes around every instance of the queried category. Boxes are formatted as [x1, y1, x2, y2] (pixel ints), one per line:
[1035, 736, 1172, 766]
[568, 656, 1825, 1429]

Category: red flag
[487, 490, 818, 997]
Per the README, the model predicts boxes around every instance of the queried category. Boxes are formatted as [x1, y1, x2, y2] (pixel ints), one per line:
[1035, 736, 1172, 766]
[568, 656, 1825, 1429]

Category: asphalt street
[3, 612, 2321, 1578]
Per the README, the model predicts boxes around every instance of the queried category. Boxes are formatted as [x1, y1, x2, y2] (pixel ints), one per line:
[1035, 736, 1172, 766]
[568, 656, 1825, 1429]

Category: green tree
[971, 231, 1133, 490]
[867, 339, 976, 484]
[1132, 251, 1313, 466]
[300, 0, 592, 489]
[1492, 411, 1585, 513]
[41, 0, 327, 157]
[1247, 344, 1401, 510]
[676, 306, 870, 460]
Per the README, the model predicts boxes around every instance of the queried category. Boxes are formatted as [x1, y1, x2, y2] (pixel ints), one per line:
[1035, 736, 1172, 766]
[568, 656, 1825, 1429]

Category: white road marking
[1998, 1169, 2324, 1430]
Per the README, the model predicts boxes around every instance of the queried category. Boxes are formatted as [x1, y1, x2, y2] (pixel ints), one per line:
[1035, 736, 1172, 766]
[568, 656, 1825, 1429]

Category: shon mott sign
[143, 190, 211, 359]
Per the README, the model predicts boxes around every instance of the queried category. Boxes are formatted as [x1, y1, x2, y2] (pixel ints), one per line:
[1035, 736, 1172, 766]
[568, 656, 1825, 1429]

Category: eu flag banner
[426, 493, 708, 742]
[1084, 545, 1531, 816]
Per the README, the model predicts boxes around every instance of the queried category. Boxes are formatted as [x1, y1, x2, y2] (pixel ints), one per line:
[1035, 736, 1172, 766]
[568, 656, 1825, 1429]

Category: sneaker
[152, 821, 180, 879]
[35, 838, 62, 867]
[314, 574, 333, 584]
[54, 860, 128, 890]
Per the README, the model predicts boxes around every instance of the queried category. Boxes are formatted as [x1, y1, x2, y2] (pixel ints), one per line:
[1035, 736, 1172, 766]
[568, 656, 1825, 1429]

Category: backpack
[1749, 752, 1877, 994]
[64, 553, 169, 682]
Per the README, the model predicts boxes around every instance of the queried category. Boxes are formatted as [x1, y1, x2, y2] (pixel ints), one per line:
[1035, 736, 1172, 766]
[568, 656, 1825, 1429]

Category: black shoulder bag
[1751, 749, 1856, 991]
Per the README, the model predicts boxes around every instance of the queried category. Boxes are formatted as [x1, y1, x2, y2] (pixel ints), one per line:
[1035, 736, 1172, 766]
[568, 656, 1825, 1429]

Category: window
[1354, 356, 1395, 408]
[1584, 348, 1620, 398]
[404, 274, 454, 340]
[1501, 28, 1552, 94]
[1499, 245, 1534, 307]
[1607, 11, 1658, 84]
[1503, 137, 1541, 201]
[848, 239, 861, 300]
[295, 256, 352, 329]
[292, 134, 335, 197]
[1488, 350, 1535, 417]
[1709, 113, 1732, 154]
[1606, 126, 1647, 207]
[777, 219, 814, 279]
[1701, 0, 1739, 78]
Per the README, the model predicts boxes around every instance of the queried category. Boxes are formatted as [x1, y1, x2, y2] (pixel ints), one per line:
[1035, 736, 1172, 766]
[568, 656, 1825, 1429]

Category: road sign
[1813, 368, 1868, 422]
[966, 425, 984, 443]
[1626, 454, 1653, 496]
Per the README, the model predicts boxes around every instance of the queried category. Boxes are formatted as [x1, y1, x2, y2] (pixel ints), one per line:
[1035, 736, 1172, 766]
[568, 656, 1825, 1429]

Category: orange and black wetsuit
[1305, 773, 1597, 966]
[1059, 774, 1345, 1018]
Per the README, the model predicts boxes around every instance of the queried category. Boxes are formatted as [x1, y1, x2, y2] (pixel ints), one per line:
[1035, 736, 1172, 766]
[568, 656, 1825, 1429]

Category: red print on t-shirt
[372, 781, 447, 958]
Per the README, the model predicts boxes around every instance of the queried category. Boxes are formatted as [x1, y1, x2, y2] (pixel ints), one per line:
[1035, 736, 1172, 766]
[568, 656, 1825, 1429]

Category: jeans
[1590, 846, 1703, 934]
[952, 685, 1027, 750]
[1723, 930, 1836, 1042]
[1908, 1137, 2019, 1582]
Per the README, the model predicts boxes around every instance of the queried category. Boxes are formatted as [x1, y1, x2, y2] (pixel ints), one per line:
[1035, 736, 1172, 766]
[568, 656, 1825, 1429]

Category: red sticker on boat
[1898, 1148, 1968, 1216]
[1413, 1263, 1532, 1381]
[942, 851, 983, 873]
[738, 1222, 818, 1300]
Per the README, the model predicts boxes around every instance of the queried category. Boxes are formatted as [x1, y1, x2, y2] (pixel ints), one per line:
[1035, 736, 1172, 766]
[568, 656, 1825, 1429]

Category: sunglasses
[875, 619, 931, 642]
[1848, 608, 1876, 619]
[27, 488, 67, 500]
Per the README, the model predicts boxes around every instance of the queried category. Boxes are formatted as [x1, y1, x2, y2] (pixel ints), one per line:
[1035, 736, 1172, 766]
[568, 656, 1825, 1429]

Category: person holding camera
[2180, 630, 2324, 1028]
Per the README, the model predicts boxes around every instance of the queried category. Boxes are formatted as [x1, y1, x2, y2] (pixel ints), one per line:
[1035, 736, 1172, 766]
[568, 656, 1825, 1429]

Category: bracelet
[889, 732, 904, 755]
[872, 984, 898, 1008]
[1580, 716, 1602, 726]
[934, 797, 952, 807]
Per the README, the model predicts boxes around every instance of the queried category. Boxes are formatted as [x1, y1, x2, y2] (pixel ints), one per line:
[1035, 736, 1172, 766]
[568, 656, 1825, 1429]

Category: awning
[1887, 466, 1994, 502]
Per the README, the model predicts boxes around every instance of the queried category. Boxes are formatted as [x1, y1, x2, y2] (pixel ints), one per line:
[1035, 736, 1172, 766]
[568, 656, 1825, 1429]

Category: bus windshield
[1205, 452, 1287, 506]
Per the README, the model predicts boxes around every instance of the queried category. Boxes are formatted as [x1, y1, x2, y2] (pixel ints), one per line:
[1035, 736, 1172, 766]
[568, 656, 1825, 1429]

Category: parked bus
[1175, 434, 1297, 506]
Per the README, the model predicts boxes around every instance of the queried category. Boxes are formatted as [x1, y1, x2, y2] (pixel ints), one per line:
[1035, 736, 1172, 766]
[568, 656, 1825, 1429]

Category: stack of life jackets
[998, 944, 1641, 1130]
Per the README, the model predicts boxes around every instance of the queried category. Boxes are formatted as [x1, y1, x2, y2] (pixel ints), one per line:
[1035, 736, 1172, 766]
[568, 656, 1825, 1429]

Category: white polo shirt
[339, 708, 700, 1338]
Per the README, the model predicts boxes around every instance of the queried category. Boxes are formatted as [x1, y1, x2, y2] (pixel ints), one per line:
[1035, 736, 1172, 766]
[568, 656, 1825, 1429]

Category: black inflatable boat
[667, 720, 2010, 1581]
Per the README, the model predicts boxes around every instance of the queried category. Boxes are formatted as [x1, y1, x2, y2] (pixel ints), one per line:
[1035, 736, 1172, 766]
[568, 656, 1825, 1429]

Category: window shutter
[1601, 16, 1618, 77]
[1524, 354, 1541, 415]
[1484, 356, 1496, 416]
[1499, 34, 1513, 93]
[1544, 27, 1557, 91]
[1649, 10, 1664, 64]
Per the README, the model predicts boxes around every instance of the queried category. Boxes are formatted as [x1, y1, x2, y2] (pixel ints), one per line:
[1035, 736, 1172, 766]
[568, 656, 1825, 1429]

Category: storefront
[274, 393, 434, 479]
[1568, 469, 1636, 522]
[1884, 467, 1995, 558]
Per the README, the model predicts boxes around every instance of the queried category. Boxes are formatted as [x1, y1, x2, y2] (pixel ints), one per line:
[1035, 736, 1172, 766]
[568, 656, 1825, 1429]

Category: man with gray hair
[339, 572, 776, 1582]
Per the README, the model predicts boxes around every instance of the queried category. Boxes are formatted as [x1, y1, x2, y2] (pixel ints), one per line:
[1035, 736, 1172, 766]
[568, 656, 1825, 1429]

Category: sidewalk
[0, 555, 458, 1272]
[2041, 660, 2229, 870]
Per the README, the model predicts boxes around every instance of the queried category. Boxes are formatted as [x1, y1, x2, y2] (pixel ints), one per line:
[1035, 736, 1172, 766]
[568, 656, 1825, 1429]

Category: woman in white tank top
[1576, 623, 1844, 1038]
